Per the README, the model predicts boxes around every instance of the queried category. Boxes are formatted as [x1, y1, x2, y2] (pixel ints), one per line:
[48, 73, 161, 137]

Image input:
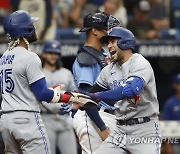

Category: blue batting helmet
[3, 10, 38, 39]
[43, 40, 61, 54]
[101, 27, 135, 50]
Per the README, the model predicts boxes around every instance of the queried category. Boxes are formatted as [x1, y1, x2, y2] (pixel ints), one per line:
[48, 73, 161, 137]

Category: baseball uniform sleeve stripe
[96, 81, 108, 89]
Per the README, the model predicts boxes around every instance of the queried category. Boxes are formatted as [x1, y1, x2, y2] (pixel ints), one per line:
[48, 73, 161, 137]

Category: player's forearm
[30, 78, 71, 103]
[86, 108, 106, 131]
[84, 76, 144, 103]
[30, 78, 54, 102]
[93, 86, 125, 102]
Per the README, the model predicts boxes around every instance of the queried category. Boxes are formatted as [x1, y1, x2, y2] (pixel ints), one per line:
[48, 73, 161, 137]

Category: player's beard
[27, 32, 37, 43]
[45, 59, 59, 67]
[112, 50, 124, 64]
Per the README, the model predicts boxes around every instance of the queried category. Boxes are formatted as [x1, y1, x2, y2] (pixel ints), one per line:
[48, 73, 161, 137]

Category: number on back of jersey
[0, 69, 15, 93]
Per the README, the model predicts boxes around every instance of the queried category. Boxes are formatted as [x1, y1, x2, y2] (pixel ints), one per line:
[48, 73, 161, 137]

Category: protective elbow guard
[122, 77, 144, 98]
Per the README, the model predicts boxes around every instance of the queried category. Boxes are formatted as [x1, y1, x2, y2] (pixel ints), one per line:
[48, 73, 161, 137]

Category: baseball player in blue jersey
[73, 12, 122, 154]
[82, 27, 161, 154]
[0, 10, 90, 154]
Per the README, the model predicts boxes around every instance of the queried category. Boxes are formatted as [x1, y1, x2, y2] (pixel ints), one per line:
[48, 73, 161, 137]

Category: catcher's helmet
[107, 15, 122, 30]
[43, 40, 61, 54]
[3, 10, 38, 39]
[79, 12, 122, 32]
[79, 12, 109, 32]
[101, 27, 135, 50]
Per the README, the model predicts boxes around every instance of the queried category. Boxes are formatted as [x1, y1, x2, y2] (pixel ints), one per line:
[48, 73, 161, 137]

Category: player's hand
[59, 103, 73, 115]
[68, 92, 99, 109]
[99, 127, 110, 141]
[51, 84, 65, 93]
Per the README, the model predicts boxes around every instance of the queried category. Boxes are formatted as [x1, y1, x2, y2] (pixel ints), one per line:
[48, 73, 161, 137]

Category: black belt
[117, 117, 150, 126]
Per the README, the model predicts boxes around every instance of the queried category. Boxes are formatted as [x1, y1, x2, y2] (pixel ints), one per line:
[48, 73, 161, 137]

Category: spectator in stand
[127, 0, 161, 40]
[99, 0, 127, 27]
[0, 0, 12, 42]
[18, 0, 56, 40]
[148, 0, 169, 30]
[69, 0, 99, 28]
[163, 73, 180, 154]
[124, 0, 140, 18]
[54, 0, 74, 28]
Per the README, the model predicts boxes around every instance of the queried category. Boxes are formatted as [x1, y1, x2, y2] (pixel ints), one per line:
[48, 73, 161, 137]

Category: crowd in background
[0, 0, 180, 41]
[0, 1, 180, 154]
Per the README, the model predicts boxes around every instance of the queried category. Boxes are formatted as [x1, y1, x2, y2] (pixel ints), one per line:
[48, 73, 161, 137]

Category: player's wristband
[50, 90, 61, 103]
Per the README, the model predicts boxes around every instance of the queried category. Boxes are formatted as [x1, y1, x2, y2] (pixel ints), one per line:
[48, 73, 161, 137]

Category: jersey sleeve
[73, 60, 99, 87]
[96, 67, 109, 89]
[25, 55, 45, 84]
[128, 58, 153, 85]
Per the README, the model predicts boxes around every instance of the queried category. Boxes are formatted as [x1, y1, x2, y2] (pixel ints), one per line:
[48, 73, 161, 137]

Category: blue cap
[43, 40, 61, 54]
[173, 73, 180, 83]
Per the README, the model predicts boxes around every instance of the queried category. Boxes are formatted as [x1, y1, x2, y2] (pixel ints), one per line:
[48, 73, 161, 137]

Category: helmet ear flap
[117, 38, 135, 51]
[117, 39, 122, 49]
[117, 39, 127, 50]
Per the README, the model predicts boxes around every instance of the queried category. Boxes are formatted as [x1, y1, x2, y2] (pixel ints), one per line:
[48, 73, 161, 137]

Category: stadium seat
[160, 28, 180, 40]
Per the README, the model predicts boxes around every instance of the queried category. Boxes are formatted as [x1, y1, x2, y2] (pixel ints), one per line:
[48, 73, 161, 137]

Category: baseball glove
[68, 92, 99, 109]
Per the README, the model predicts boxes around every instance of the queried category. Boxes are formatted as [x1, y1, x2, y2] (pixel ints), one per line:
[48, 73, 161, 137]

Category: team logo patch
[111, 131, 127, 147]
[52, 43, 58, 48]
[127, 95, 140, 105]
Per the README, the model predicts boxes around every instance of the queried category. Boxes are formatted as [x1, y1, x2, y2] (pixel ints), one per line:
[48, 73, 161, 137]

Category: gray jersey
[96, 53, 159, 120]
[43, 68, 76, 91]
[41, 68, 76, 113]
[0, 47, 44, 112]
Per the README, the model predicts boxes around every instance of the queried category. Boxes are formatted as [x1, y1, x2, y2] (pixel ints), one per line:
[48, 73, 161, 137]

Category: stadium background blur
[0, 0, 180, 154]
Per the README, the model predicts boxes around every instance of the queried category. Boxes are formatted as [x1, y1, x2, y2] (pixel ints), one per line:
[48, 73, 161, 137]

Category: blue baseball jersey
[73, 59, 101, 88]
[163, 96, 180, 120]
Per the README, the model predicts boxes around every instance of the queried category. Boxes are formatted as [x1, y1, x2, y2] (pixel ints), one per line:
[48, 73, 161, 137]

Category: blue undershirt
[30, 78, 54, 103]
